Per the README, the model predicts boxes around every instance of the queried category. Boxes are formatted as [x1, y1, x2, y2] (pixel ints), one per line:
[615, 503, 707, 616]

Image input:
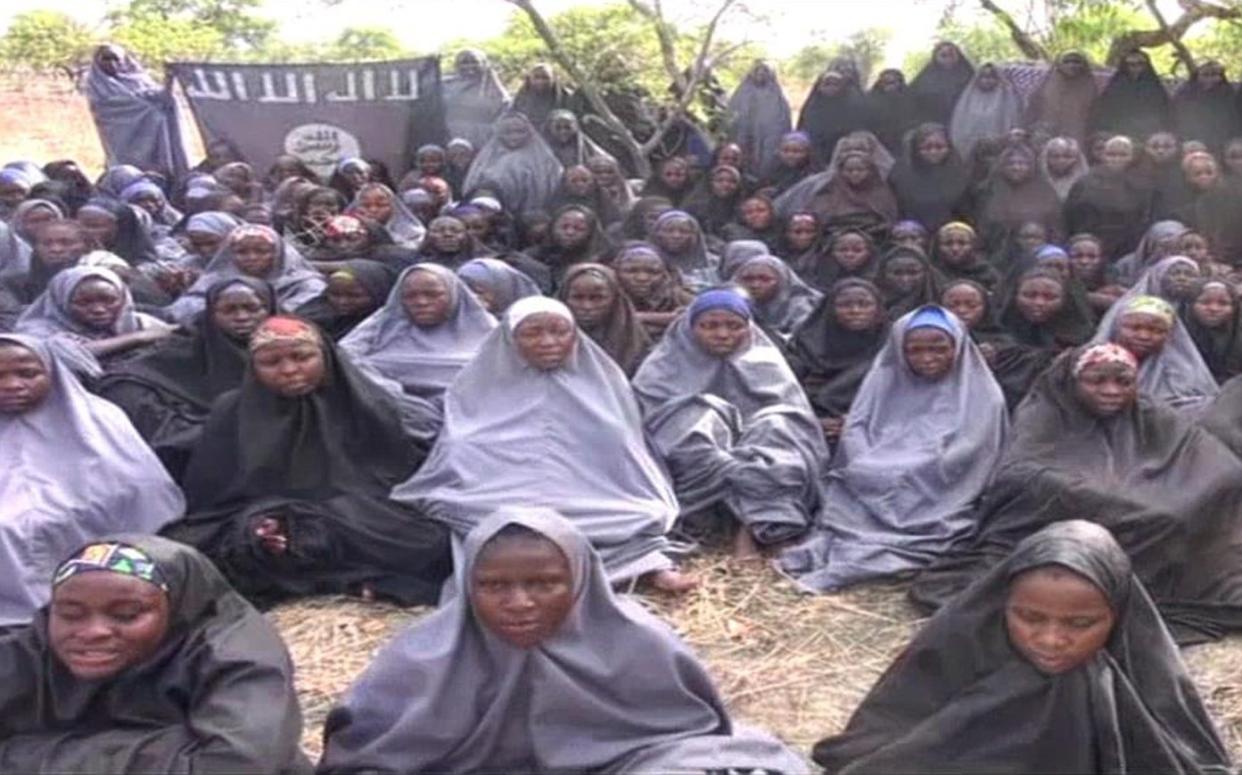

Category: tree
[326, 27, 406, 62]
[106, 0, 276, 52]
[0, 11, 96, 76]
[786, 28, 892, 86]
[110, 16, 229, 69]
[506, 0, 745, 177]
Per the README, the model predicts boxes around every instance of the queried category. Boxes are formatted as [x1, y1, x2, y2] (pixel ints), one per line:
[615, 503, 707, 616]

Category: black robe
[886, 124, 970, 233]
[0, 534, 313, 774]
[910, 349, 1242, 644]
[293, 259, 395, 341]
[816, 520, 1232, 774]
[1088, 50, 1172, 141]
[161, 329, 451, 607]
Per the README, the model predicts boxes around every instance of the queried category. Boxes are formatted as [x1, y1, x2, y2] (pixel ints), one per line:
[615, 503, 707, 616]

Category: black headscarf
[511, 64, 574, 128]
[875, 244, 938, 319]
[1183, 279, 1242, 382]
[790, 227, 879, 293]
[78, 197, 158, 265]
[1174, 60, 1240, 153]
[0, 534, 312, 774]
[911, 347, 1242, 644]
[797, 71, 872, 164]
[818, 520, 1232, 774]
[864, 69, 920, 153]
[1064, 161, 1154, 262]
[294, 259, 395, 341]
[908, 42, 975, 125]
[683, 164, 747, 238]
[785, 277, 889, 417]
[887, 123, 970, 233]
[1088, 48, 1172, 140]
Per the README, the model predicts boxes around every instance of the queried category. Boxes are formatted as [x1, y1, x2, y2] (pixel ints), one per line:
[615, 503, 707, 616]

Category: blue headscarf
[688, 287, 752, 324]
[906, 304, 958, 339]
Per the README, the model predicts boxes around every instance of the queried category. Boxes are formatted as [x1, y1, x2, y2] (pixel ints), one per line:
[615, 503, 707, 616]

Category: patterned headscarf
[53, 542, 170, 592]
[1073, 342, 1139, 376]
[1122, 294, 1176, 327]
[249, 315, 323, 353]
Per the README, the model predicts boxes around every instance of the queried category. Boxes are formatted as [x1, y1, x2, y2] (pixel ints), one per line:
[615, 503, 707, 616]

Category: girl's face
[49, 572, 170, 681]
[1046, 145, 1079, 176]
[917, 132, 951, 166]
[326, 274, 378, 317]
[463, 278, 497, 313]
[1193, 284, 1235, 328]
[884, 256, 926, 294]
[429, 219, 467, 253]
[934, 44, 960, 68]
[0, 343, 52, 415]
[840, 157, 871, 187]
[833, 286, 881, 331]
[77, 210, 118, 248]
[401, 270, 454, 327]
[448, 145, 474, 168]
[552, 210, 592, 249]
[1075, 361, 1138, 417]
[69, 278, 124, 332]
[736, 263, 782, 303]
[0, 182, 28, 210]
[615, 254, 665, 300]
[232, 236, 278, 276]
[832, 233, 871, 271]
[1015, 277, 1065, 324]
[1225, 141, 1242, 175]
[903, 327, 955, 379]
[498, 119, 533, 151]
[462, 213, 491, 244]
[587, 158, 620, 188]
[891, 225, 927, 253]
[941, 283, 986, 329]
[709, 169, 740, 198]
[785, 215, 818, 251]
[253, 340, 326, 397]
[655, 218, 696, 254]
[778, 139, 810, 168]
[739, 198, 774, 230]
[418, 149, 446, 176]
[357, 188, 394, 224]
[1145, 132, 1179, 165]
[564, 272, 615, 329]
[132, 194, 162, 218]
[1102, 142, 1134, 172]
[305, 192, 341, 227]
[35, 223, 90, 268]
[1069, 239, 1103, 280]
[1006, 566, 1115, 675]
[975, 67, 1000, 92]
[549, 115, 577, 144]
[1161, 261, 1201, 301]
[1001, 153, 1034, 184]
[1180, 232, 1211, 265]
[211, 285, 270, 340]
[692, 309, 750, 357]
[717, 144, 744, 169]
[936, 228, 974, 267]
[564, 166, 595, 197]
[1039, 256, 1071, 283]
[514, 313, 577, 370]
[470, 535, 574, 649]
[1117, 312, 1171, 359]
[641, 204, 673, 234]
[1017, 223, 1047, 254]
[659, 160, 689, 190]
[1185, 159, 1219, 191]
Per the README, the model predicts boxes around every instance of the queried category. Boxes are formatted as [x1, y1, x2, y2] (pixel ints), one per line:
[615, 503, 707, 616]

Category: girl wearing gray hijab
[318, 508, 807, 774]
[729, 253, 822, 339]
[633, 287, 829, 559]
[348, 182, 425, 249]
[779, 305, 1008, 592]
[726, 60, 793, 174]
[455, 257, 543, 314]
[947, 62, 1024, 160]
[440, 49, 511, 149]
[340, 264, 497, 402]
[460, 112, 564, 215]
[391, 297, 692, 591]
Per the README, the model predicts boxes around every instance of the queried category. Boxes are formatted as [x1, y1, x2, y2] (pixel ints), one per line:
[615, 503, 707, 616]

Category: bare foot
[647, 568, 699, 594]
[254, 517, 288, 556]
[732, 528, 764, 562]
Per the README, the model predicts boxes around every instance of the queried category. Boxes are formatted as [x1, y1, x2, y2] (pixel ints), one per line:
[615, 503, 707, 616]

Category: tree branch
[977, 0, 1049, 60]
[1106, 0, 1242, 65]
[626, 0, 684, 93]
[1145, 0, 1197, 73]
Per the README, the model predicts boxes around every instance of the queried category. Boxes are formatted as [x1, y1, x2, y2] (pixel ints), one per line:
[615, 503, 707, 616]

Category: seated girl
[633, 288, 829, 558]
[0, 334, 184, 626]
[816, 521, 1232, 774]
[319, 509, 806, 774]
[729, 253, 822, 339]
[455, 257, 542, 314]
[558, 263, 652, 377]
[161, 316, 450, 607]
[789, 227, 879, 294]
[96, 278, 277, 480]
[294, 259, 395, 341]
[0, 535, 312, 774]
[341, 264, 496, 402]
[1184, 279, 1242, 383]
[875, 245, 939, 319]
[0, 220, 93, 307]
[912, 344, 1242, 644]
[1067, 232, 1125, 313]
[929, 221, 1000, 292]
[649, 210, 722, 292]
[392, 297, 691, 591]
[786, 278, 890, 446]
[166, 224, 325, 324]
[612, 241, 693, 339]
[779, 305, 1007, 591]
[349, 182, 426, 249]
[16, 266, 175, 362]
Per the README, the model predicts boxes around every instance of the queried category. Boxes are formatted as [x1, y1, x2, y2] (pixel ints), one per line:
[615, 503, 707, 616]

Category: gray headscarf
[0, 218, 34, 283]
[318, 508, 806, 773]
[441, 49, 512, 148]
[1111, 220, 1188, 286]
[948, 63, 1025, 159]
[729, 254, 823, 338]
[0, 333, 184, 625]
[15, 265, 145, 340]
[461, 112, 564, 213]
[633, 303, 829, 543]
[1038, 136, 1089, 201]
[456, 257, 543, 313]
[340, 264, 497, 401]
[1093, 256, 1220, 414]
[348, 182, 426, 249]
[391, 298, 677, 582]
[773, 130, 897, 218]
[779, 305, 1009, 592]
[726, 60, 794, 173]
[164, 224, 325, 323]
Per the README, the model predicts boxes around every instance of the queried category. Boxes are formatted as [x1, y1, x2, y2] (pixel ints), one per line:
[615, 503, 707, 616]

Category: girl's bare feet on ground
[648, 568, 699, 594]
[732, 528, 764, 561]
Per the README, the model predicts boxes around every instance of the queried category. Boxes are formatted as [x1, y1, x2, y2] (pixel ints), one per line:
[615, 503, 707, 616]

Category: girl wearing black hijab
[887, 122, 969, 233]
[1088, 48, 1172, 141]
[797, 69, 871, 165]
[0, 534, 312, 773]
[294, 259, 395, 341]
[640, 157, 694, 207]
[1065, 135, 1155, 262]
[864, 68, 920, 154]
[161, 316, 451, 607]
[1173, 60, 1240, 154]
[1184, 278, 1242, 382]
[908, 41, 975, 126]
[876, 244, 938, 319]
[76, 197, 158, 266]
[818, 520, 1232, 774]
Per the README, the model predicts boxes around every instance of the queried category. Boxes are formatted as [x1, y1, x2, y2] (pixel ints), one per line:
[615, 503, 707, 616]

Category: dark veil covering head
[816, 520, 1232, 774]
[295, 259, 395, 341]
[78, 196, 158, 265]
[911, 347, 1242, 644]
[1088, 48, 1172, 140]
[0, 533, 311, 774]
[557, 263, 652, 376]
[908, 41, 975, 125]
[887, 122, 970, 233]
[1173, 59, 1240, 153]
[864, 69, 920, 153]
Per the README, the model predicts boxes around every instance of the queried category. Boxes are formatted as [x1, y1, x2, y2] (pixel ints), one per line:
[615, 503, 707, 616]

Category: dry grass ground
[269, 554, 1242, 764]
